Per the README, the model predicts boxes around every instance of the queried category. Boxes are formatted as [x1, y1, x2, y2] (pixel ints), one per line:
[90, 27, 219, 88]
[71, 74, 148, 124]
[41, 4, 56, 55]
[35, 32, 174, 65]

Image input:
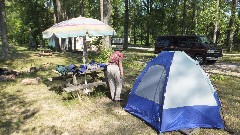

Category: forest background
[1, 0, 240, 59]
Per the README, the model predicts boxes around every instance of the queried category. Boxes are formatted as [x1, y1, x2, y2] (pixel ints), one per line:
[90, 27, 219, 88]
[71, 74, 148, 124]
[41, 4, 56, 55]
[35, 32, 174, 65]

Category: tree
[53, 0, 62, 23]
[130, 0, 140, 46]
[10, 0, 53, 49]
[1, 0, 239, 53]
[100, 0, 111, 48]
[53, 0, 62, 51]
[236, 6, 240, 52]
[226, 0, 238, 52]
[182, 0, 187, 34]
[124, 0, 129, 49]
[112, 0, 123, 34]
[191, 0, 198, 34]
[0, 0, 10, 59]
[213, 0, 220, 43]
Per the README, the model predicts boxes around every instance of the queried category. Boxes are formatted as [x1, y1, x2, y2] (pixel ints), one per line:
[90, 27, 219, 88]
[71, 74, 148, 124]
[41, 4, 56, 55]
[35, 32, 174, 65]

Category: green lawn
[0, 46, 239, 135]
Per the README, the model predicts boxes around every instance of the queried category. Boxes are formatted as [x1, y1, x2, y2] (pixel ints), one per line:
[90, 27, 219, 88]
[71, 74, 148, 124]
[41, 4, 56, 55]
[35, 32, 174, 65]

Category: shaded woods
[1, 0, 240, 59]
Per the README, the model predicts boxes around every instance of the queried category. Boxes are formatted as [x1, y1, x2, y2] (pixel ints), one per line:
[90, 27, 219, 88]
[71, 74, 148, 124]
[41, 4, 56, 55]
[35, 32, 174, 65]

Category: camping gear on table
[55, 62, 107, 76]
[124, 51, 224, 133]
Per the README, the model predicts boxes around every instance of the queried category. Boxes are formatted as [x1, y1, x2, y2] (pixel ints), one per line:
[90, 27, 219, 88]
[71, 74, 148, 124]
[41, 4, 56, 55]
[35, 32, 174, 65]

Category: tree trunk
[124, 0, 129, 49]
[52, 0, 62, 52]
[145, 0, 150, 46]
[0, 0, 10, 59]
[213, 0, 219, 43]
[53, 0, 59, 23]
[79, 0, 84, 16]
[133, 23, 136, 46]
[238, 11, 240, 53]
[68, 37, 72, 52]
[172, 0, 179, 34]
[73, 37, 76, 52]
[140, 23, 143, 45]
[182, 0, 187, 34]
[54, 35, 61, 52]
[133, 2, 137, 46]
[100, 0, 111, 49]
[65, 1, 70, 20]
[56, 0, 62, 23]
[226, 0, 237, 52]
[192, 0, 197, 34]
[100, 0, 103, 21]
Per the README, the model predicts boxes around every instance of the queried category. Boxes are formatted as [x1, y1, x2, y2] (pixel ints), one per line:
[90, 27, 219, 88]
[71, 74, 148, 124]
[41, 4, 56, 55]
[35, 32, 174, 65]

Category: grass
[211, 75, 240, 134]
[222, 55, 240, 63]
[0, 46, 240, 135]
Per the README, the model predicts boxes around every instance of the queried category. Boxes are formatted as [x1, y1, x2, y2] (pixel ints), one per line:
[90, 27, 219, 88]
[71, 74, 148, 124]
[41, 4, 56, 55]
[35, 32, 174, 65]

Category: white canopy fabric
[42, 16, 116, 39]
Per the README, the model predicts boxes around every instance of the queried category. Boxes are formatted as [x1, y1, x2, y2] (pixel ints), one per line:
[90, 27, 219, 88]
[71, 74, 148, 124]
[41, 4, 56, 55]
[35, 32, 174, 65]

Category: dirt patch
[202, 61, 240, 77]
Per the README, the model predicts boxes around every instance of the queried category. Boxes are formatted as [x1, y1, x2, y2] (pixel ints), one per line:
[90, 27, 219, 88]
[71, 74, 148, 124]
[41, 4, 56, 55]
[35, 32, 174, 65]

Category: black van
[154, 35, 223, 64]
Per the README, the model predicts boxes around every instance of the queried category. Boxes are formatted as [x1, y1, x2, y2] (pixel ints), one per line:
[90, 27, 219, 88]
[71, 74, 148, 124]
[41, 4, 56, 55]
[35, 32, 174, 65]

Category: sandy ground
[202, 61, 240, 77]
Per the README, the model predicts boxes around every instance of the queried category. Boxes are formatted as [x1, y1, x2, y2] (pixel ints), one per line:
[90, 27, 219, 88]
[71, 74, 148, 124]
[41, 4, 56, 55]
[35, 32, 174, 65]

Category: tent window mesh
[135, 65, 166, 104]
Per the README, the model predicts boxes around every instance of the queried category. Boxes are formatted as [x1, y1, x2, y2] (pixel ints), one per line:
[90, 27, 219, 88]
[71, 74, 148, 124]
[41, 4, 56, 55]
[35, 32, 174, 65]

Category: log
[21, 77, 41, 85]
[63, 81, 107, 93]
[0, 74, 16, 81]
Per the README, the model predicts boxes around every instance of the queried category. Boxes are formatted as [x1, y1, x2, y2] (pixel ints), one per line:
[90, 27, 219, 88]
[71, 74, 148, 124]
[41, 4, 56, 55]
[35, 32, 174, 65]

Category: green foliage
[222, 55, 240, 62]
[6, 0, 53, 45]
[211, 74, 226, 81]
[88, 48, 112, 63]
[2, 0, 240, 52]
[112, 0, 124, 35]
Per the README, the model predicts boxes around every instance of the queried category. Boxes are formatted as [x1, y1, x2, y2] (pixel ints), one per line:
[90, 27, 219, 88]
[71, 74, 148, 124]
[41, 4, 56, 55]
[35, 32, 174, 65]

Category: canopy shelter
[42, 16, 116, 59]
[42, 16, 116, 39]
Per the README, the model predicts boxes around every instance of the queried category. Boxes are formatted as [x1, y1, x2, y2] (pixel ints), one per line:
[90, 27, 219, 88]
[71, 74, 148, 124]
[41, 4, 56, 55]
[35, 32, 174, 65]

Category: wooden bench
[63, 81, 107, 93]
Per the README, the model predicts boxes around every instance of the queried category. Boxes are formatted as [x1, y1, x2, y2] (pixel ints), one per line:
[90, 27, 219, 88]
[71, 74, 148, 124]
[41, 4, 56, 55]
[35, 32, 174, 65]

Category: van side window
[187, 37, 198, 46]
[159, 37, 170, 47]
[177, 37, 187, 47]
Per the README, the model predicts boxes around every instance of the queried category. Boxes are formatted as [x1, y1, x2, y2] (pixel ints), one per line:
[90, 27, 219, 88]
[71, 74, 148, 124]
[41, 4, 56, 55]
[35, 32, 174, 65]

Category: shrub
[88, 48, 112, 63]
[211, 74, 225, 81]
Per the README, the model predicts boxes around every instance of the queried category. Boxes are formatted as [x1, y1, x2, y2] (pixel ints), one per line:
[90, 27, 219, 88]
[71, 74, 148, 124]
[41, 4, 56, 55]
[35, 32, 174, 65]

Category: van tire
[194, 54, 205, 65]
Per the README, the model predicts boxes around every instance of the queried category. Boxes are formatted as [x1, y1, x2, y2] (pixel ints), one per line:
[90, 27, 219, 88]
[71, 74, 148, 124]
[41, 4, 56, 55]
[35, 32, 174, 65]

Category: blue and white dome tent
[124, 51, 224, 133]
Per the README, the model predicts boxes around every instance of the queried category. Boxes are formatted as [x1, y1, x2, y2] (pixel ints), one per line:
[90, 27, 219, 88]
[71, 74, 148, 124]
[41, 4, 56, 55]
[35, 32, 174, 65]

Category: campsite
[1, 0, 240, 134]
[0, 46, 240, 135]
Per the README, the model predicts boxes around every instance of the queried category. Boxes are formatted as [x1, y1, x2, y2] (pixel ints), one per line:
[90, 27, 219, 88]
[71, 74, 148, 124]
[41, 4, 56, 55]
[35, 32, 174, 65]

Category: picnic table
[50, 63, 108, 96]
[63, 66, 107, 93]
[38, 48, 52, 56]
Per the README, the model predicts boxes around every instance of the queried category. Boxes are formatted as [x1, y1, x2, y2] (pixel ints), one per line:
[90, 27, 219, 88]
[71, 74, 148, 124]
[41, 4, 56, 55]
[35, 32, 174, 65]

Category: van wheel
[194, 54, 205, 65]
